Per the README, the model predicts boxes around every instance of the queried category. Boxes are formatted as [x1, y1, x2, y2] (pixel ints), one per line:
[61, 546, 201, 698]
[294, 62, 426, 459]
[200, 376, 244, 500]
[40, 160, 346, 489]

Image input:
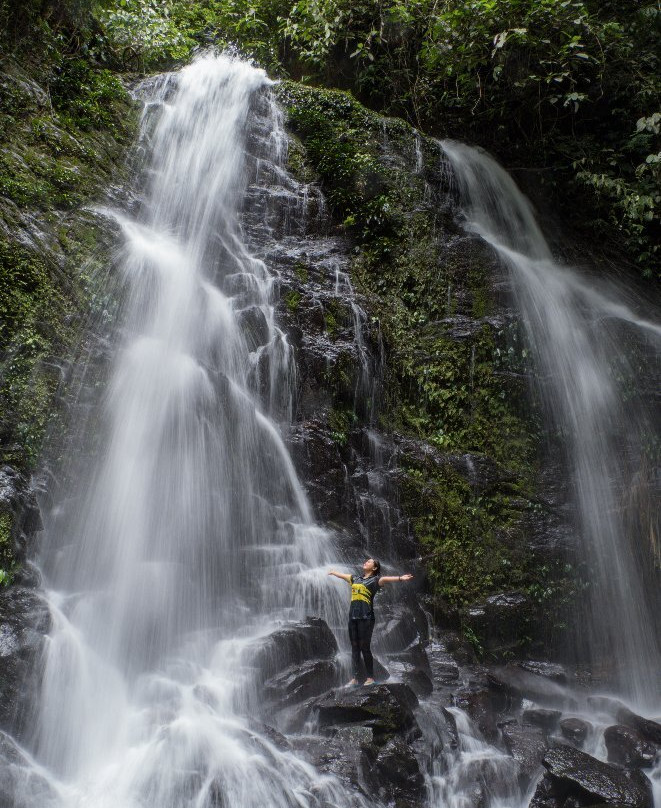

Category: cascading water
[442, 141, 661, 711]
[20, 54, 373, 808]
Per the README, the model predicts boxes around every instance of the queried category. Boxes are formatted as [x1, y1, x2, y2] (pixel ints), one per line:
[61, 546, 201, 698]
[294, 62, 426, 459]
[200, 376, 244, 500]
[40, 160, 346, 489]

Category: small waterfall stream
[442, 141, 661, 709]
[24, 54, 370, 808]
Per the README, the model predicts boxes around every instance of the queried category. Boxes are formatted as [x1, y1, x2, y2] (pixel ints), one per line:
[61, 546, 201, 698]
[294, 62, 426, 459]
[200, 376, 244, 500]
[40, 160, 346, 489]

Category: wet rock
[501, 721, 547, 786]
[463, 592, 532, 658]
[0, 730, 59, 808]
[251, 617, 337, 681]
[0, 466, 43, 564]
[452, 683, 508, 741]
[616, 708, 661, 746]
[532, 745, 653, 808]
[263, 659, 338, 708]
[487, 666, 573, 708]
[401, 666, 434, 698]
[447, 452, 517, 494]
[518, 661, 568, 683]
[331, 724, 375, 748]
[374, 602, 422, 652]
[443, 630, 477, 664]
[287, 423, 345, 522]
[248, 722, 292, 752]
[604, 725, 657, 768]
[314, 683, 419, 739]
[374, 736, 425, 803]
[587, 696, 627, 715]
[434, 661, 460, 684]
[523, 709, 562, 732]
[559, 718, 592, 748]
[0, 587, 51, 737]
[237, 305, 270, 351]
[290, 732, 375, 795]
[442, 708, 461, 749]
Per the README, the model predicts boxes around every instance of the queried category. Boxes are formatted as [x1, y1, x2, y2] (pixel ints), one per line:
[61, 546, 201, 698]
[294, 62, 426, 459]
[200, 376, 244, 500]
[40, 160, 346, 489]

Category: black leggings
[348, 619, 375, 679]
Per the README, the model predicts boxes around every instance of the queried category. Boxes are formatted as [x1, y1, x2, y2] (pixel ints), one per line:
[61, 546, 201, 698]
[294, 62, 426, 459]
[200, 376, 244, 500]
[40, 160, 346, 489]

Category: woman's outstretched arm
[379, 573, 413, 586]
[328, 570, 352, 583]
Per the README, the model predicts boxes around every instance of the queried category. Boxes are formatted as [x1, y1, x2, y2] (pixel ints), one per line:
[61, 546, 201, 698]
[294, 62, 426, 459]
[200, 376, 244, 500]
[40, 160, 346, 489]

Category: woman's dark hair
[371, 559, 381, 575]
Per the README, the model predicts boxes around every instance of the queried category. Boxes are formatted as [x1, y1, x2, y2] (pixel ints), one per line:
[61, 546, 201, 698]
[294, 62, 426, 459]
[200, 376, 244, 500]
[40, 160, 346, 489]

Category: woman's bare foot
[346, 678, 359, 687]
[363, 677, 375, 685]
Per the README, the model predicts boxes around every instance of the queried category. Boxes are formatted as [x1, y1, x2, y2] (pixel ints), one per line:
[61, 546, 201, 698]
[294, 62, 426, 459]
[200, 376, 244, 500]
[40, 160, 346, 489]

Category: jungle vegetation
[2, 0, 657, 278]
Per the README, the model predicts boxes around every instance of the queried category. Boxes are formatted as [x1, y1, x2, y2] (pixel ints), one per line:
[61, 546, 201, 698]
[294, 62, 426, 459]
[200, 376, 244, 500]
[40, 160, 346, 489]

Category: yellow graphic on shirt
[350, 582, 373, 605]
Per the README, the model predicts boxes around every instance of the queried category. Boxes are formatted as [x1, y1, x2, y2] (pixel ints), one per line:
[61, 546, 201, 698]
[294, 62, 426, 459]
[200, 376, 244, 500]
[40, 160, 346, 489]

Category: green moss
[293, 260, 309, 283]
[323, 298, 349, 340]
[282, 81, 544, 609]
[0, 48, 138, 477]
[328, 406, 356, 447]
[49, 59, 130, 133]
[399, 456, 532, 605]
[284, 289, 301, 312]
[0, 509, 14, 585]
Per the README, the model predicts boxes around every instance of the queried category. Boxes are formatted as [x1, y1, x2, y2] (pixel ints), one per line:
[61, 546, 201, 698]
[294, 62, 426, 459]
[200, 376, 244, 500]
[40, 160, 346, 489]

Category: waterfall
[442, 140, 661, 710]
[22, 54, 367, 808]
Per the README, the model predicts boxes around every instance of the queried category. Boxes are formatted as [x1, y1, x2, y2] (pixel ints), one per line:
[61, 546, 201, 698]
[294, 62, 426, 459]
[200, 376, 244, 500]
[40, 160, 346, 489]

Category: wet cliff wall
[269, 82, 580, 660]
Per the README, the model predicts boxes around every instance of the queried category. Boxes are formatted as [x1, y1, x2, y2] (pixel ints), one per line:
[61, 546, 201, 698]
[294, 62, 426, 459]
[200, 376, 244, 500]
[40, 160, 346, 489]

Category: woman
[328, 558, 413, 685]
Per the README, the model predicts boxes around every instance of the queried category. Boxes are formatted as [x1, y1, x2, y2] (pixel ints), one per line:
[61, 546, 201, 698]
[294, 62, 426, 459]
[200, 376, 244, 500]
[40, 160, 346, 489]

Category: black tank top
[349, 574, 381, 620]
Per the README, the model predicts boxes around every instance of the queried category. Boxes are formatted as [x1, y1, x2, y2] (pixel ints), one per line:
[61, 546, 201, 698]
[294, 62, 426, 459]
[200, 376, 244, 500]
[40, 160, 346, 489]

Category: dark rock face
[604, 725, 657, 768]
[463, 592, 532, 658]
[314, 683, 419, 739]
[0, 586, 50, 738]
[0, 466, 43, 566]
[530, 745, 654, 808]
[0, 731, 58, 808]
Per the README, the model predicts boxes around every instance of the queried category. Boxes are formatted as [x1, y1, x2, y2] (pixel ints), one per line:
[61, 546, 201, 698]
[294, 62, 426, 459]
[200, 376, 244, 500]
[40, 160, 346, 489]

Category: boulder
[452, 683, 508, 741]
[487, 666, 573, 708]
[559, 718, 592, 748]
[501, 721, 547, 786]
[523, 709, 562, 732]
[374, 602, 423, 653]
[290, 732, 376, 795]
[616, 708, 661, 746]
[532, 745, 653, 808]
[401, 666, 434, 698]
[313, 683, 419, 739]
[250, 617, 337, 682]
[374, 736, 425, 803]
[263, 659, 338, 708]
[604, 725, 657, 769]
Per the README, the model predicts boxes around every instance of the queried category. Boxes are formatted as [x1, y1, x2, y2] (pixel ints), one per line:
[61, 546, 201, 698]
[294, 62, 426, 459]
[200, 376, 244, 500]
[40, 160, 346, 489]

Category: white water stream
[442, 141, 661, 711]
[21, 54, 368, 808]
